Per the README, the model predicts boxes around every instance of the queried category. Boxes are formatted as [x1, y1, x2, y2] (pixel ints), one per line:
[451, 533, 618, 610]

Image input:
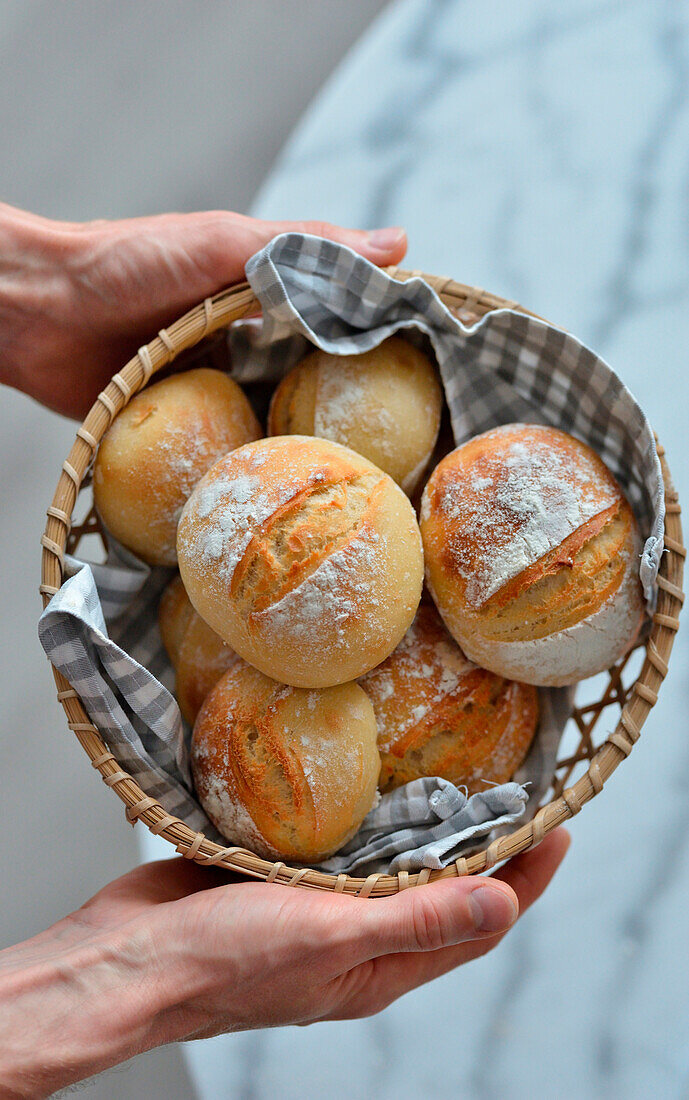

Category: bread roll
[191, 663, 380, 862]
[360, 603, 538, 793]
[158, 574, 194, 666]
[176, 613, 240, 726]
[177, 436, 424, 687]
[94, 368, 261, 565]
[420, 424, 645, 686]
[268, 337, 443, 495]
[158, 575, 238, 725]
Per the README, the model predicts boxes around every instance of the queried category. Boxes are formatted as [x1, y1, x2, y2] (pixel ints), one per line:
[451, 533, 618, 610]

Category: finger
[198, 213, 407, 284]
[344, 870, 519, 967]
[426, 827, 572, 969]
[325, 830, 570, 1019]
[260, 218, 408, 266]
[79, 211, 407, 336]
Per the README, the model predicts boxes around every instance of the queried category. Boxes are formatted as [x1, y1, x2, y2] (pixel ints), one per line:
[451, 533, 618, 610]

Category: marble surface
[175, 1, 689, 1096]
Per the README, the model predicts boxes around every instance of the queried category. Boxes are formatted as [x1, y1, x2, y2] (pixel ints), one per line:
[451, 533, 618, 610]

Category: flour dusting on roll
[420, 424, 645, 686]
[268, 337, 443, 495]
[93, 368, 262, 565]
[360, 602, 539, 792]
[177, 436, 424, 687]
[191, 662, 381, 861]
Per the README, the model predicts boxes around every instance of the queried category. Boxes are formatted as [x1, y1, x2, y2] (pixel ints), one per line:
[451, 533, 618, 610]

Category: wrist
[0, 916, 170, 1098]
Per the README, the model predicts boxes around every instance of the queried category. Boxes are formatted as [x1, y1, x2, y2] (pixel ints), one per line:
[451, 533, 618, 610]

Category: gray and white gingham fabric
[240, 234, 664, 602]
[38, 232, 664, 873]
[319, 781, 529, 874]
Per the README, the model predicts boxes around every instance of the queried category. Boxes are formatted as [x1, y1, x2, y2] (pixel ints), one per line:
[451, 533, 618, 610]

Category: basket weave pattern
[39, 273, 686, 897]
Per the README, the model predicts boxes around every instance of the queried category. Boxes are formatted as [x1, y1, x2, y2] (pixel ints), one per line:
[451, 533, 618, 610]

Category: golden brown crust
[94, 368, 262, 566]
[175, 613, 240, 726]
[477, 504, 636, 643]
[420, 424, 645, 683]
[177, 436, 424, 687]
[191, 663, 380, 861]
[159, 574, 238, 724]
[360, 604, 538, 793]
[267, 337, 443, 494]
[230, 469, 382, 617]
[422, 425, 624, 606]
[158, 575, 194, 666]
[267, 360, 318, 436]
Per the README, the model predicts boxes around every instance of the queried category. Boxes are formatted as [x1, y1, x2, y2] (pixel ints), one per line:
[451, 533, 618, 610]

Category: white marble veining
[176, 1, 689, 1096]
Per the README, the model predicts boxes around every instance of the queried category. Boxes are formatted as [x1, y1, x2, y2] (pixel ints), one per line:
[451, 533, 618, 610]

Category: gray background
[0, 2, 386, 1095]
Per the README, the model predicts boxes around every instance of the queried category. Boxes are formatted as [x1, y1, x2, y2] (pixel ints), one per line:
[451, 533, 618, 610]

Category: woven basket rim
[39, 268, 686, 896]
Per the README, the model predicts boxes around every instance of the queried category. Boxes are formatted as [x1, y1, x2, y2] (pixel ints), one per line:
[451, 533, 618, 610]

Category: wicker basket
[39, 271, 686, 897]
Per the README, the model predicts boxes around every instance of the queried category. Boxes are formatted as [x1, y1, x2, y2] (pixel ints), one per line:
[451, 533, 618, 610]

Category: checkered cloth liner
[239, 234, 664, 601]
[38, 233, 664, 874]
[320, 781, 529, 875]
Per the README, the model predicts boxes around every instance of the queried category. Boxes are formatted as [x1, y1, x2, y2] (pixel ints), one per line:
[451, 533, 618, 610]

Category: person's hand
[0, 831, 569, 1097]
[0, 202, 407, 419]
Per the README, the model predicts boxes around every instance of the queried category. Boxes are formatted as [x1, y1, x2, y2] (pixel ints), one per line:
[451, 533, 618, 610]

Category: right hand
[0, 829, 569, 1097]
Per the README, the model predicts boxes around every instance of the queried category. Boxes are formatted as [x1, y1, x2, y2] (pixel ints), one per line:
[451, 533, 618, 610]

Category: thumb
[85, 211, 407, 330]
[353, 877, 519, 961]
[258, 218, 407, 267]
[182, 211, 407, 290]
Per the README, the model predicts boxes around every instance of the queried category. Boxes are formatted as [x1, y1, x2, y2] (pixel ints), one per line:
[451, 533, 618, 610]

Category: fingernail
[367, 226, 405, 250]
[468, 886, 518, 934]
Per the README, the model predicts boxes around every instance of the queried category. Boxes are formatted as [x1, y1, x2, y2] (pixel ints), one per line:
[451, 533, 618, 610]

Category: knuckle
[408, 896, 451, 953]
[301, 219, 337, 240]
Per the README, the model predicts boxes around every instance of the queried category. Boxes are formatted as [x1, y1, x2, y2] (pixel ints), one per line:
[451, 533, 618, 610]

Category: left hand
[0, 202, 407, 418]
